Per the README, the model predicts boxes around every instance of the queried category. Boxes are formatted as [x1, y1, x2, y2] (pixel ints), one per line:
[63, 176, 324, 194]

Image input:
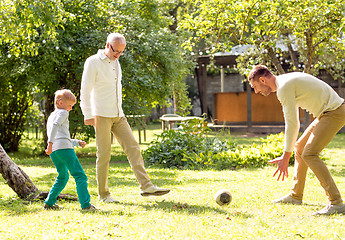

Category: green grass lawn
[1, 124, 345, 239]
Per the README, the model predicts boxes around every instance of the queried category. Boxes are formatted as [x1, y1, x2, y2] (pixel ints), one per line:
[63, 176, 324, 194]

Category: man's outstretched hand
[268, 151, 292, 181]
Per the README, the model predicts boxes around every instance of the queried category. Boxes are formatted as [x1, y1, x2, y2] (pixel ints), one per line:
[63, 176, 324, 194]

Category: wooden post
[138, 125, 142, 144]
[220, 66, 225, 92]
[246, 80, 252, 128]
[202, 63, 208, 114]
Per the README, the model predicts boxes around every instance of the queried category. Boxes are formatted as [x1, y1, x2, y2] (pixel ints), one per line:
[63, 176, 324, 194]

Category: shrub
[203, 133, 295, 170]
[144, 120, 314, 170]
[144, 117, 234, 169]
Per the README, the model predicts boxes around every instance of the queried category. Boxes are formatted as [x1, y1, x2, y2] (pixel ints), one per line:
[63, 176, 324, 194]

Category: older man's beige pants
[94, 116, 153, 198]
[290, 102, 345, 205]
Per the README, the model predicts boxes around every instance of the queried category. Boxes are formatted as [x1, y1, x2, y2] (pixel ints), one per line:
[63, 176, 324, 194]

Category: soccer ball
[214, 189, 232, 206]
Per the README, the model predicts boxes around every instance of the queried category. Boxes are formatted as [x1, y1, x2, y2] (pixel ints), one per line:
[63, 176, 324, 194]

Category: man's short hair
[248, 65, 272, 82]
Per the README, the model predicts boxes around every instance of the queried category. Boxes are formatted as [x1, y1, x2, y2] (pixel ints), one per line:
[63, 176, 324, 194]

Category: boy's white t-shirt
[47, 108, 80, 152]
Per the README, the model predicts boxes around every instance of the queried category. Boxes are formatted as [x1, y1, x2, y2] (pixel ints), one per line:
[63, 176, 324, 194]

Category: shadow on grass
[142, 200, 229, 214]
[0, 198, 32, 215]
[329, 165, 345, 177]
[327, 133, 345, 149]
[0, 198, 103, 216]
[301, 203, 326, 208]
[97, 200, 253, 219]
[0, 196, 254, 220]
[148, 200, 253, 218]
[55, 200, 252, 218]
[0, 195, 252, 219]
[0, 197, 77, 216]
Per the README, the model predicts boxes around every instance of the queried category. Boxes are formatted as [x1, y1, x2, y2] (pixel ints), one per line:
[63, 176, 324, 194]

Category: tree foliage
[0, 44, 31, 152]
[0, 0, 64, 56]
[180, 0, 345, 77]
[111, 0, 193, 116]
[0, 0, 193, 152]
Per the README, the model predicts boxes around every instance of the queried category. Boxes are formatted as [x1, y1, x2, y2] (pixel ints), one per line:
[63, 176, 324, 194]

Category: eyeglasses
[110, 44, 125, 56]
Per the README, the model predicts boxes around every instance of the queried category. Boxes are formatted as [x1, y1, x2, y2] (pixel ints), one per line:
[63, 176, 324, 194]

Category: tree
[0, 0, 195, 204]
[180, 0, 345, 77]
[317, 44, 345, 98]
[286, 0, 344, 74]
[110, 0, 193, 116]
[0, 0, 64, 56]
[0, 144, 38, 199]
[0, 0, 194, 203]
[180, 0, 345, 129]
[1, 0, 194, 152]
[27, 0, 113, 146]
[0, 44, 32, 152]
[0, 0, 65, 152]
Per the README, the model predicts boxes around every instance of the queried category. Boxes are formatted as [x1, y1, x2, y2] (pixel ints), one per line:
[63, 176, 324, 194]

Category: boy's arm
[71, 139, 86, 148]
[45, 142, 53, 155]
[78, 140, 86, 148]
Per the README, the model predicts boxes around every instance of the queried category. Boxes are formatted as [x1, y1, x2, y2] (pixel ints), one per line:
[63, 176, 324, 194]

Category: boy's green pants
[45, 149, 91, 209]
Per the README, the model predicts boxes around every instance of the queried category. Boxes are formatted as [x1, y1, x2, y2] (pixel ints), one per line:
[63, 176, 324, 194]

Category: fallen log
[0, 144, 77, 201]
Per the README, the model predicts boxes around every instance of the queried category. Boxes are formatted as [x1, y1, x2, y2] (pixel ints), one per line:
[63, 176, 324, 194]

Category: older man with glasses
[80, 33, 170, 203]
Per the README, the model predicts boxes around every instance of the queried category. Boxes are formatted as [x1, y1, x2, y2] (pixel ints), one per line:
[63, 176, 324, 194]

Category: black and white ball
[214, 189, 232, 206]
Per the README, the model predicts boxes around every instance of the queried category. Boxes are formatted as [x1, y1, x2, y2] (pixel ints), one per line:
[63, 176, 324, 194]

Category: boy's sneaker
[140, 185, 170, 196]
[44, 203, 61, 210]
[100, 195, 119, 203]
[272, 195, 302, 205]
[82, 204, 98, 212]
[313, 202, 345, 216]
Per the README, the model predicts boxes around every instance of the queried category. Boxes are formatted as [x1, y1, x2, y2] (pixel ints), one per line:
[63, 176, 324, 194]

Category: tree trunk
[265, 46, 285, 74]
[0, 144, 77, 201]
[287, 43, 300, 71]
[304, 30, 314, 74]
[0, 144, 39, 199]
[300, 30, 315, 130]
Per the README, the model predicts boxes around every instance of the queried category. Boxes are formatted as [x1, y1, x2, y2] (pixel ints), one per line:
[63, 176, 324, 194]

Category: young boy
[45, 89, 97, 211]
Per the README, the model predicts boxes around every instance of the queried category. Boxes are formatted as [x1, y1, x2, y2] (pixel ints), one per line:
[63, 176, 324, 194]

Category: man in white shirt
[80, 33, 170, 203]
[248, 65, 345, 215]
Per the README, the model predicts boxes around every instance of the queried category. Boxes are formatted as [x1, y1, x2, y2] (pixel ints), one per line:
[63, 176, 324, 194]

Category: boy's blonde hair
[54, 89, 77, 109]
